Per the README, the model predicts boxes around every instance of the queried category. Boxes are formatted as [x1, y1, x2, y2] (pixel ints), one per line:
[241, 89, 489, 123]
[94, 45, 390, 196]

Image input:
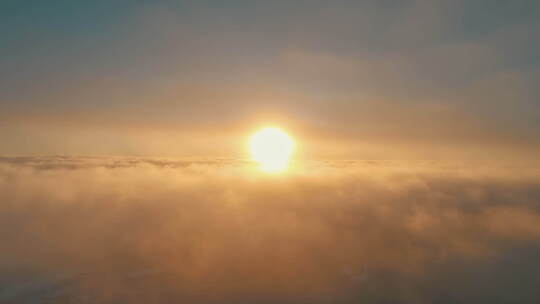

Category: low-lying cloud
[1, 156, 540, 303]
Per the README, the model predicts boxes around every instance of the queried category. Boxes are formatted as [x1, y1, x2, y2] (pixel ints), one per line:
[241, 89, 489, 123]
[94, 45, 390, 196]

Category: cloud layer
[1, 156, 540, 303]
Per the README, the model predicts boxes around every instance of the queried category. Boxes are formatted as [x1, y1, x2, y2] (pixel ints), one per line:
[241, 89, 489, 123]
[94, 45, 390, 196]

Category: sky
[1, 0, 539, 159]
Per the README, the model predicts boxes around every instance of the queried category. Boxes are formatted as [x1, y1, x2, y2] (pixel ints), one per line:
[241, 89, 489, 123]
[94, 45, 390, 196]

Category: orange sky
[1, 1, 539, 160]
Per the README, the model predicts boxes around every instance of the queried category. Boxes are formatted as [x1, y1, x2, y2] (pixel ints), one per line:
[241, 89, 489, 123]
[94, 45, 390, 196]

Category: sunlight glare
[249, 127, 295, 173]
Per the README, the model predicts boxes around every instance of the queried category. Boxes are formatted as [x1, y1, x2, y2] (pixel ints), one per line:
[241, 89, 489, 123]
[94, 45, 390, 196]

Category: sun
[249, 127, 295, 173]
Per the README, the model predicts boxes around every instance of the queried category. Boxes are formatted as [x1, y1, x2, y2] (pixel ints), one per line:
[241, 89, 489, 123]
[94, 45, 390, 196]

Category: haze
[1, 1, 540, 304]
[1, 0, 539, 160]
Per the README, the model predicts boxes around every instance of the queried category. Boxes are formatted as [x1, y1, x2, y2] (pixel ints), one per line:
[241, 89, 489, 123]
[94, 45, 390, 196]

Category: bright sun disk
[249, 127, 294, 173]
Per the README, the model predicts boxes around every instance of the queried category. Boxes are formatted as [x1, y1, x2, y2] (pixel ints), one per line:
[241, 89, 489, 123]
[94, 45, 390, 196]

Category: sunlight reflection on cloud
[1, 157, 539, 303]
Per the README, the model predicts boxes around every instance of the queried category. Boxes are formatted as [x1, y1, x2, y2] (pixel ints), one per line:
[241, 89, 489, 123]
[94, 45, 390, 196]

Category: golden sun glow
[249, 127, 295, 173]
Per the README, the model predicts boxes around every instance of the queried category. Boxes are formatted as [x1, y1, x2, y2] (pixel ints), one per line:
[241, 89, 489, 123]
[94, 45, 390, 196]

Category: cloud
[1, 156, 540, 303]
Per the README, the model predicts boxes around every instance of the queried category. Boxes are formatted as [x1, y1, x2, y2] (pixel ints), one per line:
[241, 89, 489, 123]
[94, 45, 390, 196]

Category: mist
[1, 156, 539, 303]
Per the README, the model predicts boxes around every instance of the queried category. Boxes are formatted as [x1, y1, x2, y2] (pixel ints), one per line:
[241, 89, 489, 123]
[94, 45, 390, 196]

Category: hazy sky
[1, 0, 539, 159]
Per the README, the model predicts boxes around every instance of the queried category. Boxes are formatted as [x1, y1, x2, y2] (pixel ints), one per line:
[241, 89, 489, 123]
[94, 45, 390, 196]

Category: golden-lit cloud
[1, 156, 540, 303]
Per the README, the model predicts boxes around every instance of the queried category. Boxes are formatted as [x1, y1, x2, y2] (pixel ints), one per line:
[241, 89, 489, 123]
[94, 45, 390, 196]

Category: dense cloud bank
[1, 156, 540, 303]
